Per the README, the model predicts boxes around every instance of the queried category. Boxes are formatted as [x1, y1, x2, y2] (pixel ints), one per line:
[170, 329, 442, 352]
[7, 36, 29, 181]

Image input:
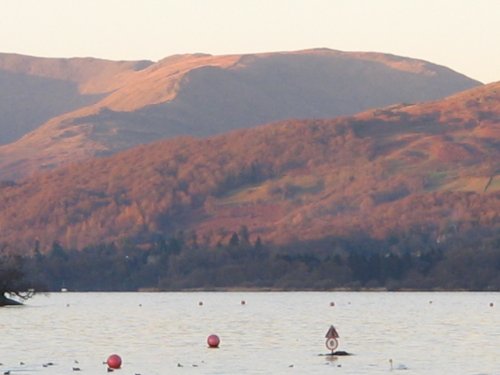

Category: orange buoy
[207, 334, 220, 348]
[107, 354, 122, 369]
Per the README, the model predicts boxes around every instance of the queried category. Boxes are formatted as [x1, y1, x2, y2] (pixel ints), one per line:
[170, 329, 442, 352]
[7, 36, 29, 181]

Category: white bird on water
[389, 359, 408, 371]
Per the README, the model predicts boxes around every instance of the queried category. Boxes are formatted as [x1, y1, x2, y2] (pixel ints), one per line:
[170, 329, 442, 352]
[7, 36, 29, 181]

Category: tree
[238, 225, 250, 245]
[229, 232, 240, 247]
[0, 256, 35, 306]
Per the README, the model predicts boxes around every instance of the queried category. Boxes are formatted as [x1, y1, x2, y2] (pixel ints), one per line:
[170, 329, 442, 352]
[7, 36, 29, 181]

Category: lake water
[1, 292, 498, 374]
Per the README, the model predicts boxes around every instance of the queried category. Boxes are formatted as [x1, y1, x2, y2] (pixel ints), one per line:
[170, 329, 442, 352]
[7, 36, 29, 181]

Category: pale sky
[1, 0, 499, 83]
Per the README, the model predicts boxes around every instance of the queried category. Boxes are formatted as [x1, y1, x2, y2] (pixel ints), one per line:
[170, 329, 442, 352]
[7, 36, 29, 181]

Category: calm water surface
[1, 292, 498, 374]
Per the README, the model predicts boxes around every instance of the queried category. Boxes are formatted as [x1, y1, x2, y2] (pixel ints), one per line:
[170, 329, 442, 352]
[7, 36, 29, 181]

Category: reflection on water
[0, 292, 498, 374]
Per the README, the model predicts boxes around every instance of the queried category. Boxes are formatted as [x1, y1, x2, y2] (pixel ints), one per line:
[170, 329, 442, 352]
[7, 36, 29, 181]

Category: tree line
[2, 225, 499, 295]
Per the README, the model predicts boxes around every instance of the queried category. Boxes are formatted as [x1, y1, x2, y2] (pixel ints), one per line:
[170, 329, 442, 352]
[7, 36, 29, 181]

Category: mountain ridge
[0, 48, 481, 180]
[0, 53, 152, 146]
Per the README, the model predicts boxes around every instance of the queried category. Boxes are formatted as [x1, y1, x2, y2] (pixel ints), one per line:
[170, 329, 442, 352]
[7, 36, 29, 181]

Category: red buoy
[107, 354, 122, 369]
[207, 334, 220, 348]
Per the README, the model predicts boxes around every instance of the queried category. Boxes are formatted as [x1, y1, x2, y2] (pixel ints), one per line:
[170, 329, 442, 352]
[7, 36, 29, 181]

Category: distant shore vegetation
[2, 226, 499, 294]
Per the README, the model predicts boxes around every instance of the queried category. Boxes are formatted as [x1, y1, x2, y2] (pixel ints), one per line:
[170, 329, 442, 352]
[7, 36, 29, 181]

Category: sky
[1, 0, 499, 83]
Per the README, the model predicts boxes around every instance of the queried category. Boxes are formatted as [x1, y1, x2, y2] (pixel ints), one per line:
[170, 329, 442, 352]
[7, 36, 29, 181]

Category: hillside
[0, 53, 152, 145]
[0, 49, 481, 180]
[0, 82, 498, 253]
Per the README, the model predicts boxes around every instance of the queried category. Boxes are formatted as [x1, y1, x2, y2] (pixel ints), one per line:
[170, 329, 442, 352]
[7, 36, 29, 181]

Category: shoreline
[78, 287, 500, 293]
